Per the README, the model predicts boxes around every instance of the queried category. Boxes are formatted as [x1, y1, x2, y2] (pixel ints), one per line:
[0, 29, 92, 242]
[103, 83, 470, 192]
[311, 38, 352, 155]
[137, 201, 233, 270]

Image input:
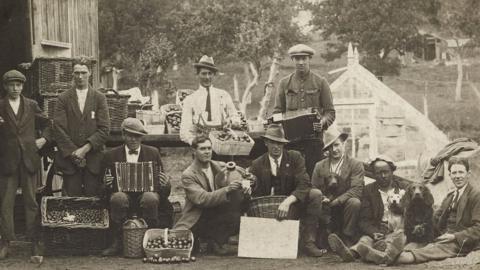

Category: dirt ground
[2, 241, 479, 270]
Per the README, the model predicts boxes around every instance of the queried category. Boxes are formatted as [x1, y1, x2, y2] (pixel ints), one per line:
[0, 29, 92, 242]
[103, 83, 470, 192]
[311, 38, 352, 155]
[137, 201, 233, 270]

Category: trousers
[286, 138, 324, 177]
[62, 168, 101, 197]
[109, 192, 162, 227]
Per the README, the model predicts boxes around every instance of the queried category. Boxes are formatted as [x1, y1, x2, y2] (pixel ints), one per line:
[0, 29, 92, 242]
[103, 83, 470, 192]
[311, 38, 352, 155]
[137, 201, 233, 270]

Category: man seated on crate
[311, 128, 364, 248]
[248, 124, 326, 257]
[0, 70, 51, 262]
[53, 57, 110, 197]
[179, 55, 240, 145]
[174, 134, 252, 256]
[101, 118, 172, 256]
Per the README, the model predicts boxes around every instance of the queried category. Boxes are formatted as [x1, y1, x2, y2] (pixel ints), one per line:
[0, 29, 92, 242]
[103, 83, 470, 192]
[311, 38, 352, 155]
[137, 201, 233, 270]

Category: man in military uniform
[273, 44, 336, 176]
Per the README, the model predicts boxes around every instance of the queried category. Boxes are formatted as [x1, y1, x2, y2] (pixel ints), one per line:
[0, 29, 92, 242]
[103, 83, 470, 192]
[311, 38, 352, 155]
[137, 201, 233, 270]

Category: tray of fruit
[165, 111, 182, 134]
[175, 89, 195, 106]
[41, 196, 109, 229]
[160, 103, 182, 114]
[209, 129, 254, 156]
[143, 228, 194, 259]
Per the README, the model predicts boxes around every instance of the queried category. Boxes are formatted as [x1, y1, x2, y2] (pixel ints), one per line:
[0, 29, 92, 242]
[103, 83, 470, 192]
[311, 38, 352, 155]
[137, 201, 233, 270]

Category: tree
[427, 0, 480, 101]
[306, 0, 436, 76]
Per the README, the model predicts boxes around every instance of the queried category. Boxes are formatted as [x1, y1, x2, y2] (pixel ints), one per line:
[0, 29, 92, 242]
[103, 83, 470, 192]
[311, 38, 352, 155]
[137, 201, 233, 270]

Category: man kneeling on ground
[174, 135, 251, 256]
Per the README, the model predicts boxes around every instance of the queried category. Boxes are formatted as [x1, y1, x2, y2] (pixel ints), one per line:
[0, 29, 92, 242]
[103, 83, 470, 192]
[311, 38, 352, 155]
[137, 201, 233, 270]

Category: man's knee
[308, 188, 323, 202]
[140, 192, 160, 209]
[110, 192, 129, 209]
[345, 198, 361, 210]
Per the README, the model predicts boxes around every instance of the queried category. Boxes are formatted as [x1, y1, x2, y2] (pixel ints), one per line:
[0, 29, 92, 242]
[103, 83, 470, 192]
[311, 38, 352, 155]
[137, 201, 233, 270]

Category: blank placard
[238, 216, 299, 259]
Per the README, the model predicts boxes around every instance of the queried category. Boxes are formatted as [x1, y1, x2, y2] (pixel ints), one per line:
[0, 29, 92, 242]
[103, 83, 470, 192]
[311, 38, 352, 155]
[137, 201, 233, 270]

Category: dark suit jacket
[358, 176, 410, 238]
[311, 155, 364, 204]
[0, 96, 51, 175]
[102, 144, 170, 198]
[174, 160, 231, 230]
[249, 150, 311, 202]
[435, 183, 480, 250]
[53, 87, 110, 175]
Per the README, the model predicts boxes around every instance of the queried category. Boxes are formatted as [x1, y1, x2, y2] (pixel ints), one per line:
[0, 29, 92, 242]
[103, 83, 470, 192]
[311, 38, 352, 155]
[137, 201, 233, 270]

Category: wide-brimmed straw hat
[323, 128, 348, 150]
[193, 55, 219, 72]
[261, 124, 289, 144]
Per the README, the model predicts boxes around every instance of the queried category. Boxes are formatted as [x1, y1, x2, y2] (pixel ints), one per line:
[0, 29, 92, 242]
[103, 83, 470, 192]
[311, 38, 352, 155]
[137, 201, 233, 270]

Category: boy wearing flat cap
[180, 55, 240, 145]
[101, 118, 172, 256]
[273, 44, 336, 177]
[0, 70, 51, 260]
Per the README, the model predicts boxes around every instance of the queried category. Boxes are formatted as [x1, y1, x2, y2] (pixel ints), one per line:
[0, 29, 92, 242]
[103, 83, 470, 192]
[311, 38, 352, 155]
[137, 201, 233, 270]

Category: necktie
[451, 190, 460, 210]
[128, 149, 139, 155]
[274, 158, 280, 176]
[205, 87, 212, 121]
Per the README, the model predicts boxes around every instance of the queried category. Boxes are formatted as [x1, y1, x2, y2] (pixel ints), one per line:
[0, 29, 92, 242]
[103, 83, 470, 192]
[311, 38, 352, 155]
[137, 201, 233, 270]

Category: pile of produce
[145, 236, 192, 249]
[143, 255, 196, 264]
[231, 111, 248, 131]
[214, 129, 251, 143]
[45, 209, 104, 224]
[165, 112, 181, 132]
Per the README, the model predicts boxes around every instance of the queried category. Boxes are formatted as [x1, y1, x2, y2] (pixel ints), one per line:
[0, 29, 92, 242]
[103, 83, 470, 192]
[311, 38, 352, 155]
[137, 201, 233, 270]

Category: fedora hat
[323, 128, 348, 150]
[261, 124, 289, 144]
[193, 55, 219, 72]
[121, 118, 148, 136]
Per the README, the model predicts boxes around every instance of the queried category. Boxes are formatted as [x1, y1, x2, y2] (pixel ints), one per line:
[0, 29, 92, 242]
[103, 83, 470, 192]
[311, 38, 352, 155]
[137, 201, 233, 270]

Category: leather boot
[30, 240, 44, 264]
[102, 223, 122, 257]
[328, 233, 355, 262]
[0, 239, 9, 260]
[303, 224, 326, 257]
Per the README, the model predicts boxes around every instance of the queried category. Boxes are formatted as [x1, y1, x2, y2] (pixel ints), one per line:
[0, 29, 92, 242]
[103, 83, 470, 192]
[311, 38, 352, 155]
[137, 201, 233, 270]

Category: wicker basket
[104, 89, 130, 133]
[31, 57, 98, 95]
[42, 227, 107, 256]
[41, 196, 109, 229]
[209, 130, 254, 156]
[143, 228, 194, 258]
[123, 218, 148, 258]
[41, 93, 59, 120]
[247, 196, 298, 219]
[165, 111, 182, 134]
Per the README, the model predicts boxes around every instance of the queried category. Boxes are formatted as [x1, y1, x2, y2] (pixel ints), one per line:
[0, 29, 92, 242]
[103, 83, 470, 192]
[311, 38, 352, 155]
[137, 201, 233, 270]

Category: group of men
[1, 43, 479, 267]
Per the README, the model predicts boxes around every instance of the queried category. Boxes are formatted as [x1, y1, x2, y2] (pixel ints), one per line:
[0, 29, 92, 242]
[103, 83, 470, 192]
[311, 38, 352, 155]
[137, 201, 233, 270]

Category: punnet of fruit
[208, 128, 254, 156]
[41, 196, 109, 229]
[165, 111, 182, 133]
[143, 228, 194, 260]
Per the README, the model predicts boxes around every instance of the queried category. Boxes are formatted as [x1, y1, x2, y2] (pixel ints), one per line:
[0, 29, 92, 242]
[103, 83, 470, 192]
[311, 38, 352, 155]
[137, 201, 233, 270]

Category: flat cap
[3, 70, 26, 83]
[121, 117, 148, 136]
[288, 44, 315, 57]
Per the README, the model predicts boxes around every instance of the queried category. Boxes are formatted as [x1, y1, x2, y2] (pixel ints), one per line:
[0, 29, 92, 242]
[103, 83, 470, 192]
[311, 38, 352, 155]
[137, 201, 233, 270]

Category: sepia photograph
[0, 0, 479, 269]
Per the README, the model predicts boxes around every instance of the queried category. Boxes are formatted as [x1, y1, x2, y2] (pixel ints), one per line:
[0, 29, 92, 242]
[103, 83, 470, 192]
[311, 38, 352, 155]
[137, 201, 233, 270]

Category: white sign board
[238, 216, 299, 259]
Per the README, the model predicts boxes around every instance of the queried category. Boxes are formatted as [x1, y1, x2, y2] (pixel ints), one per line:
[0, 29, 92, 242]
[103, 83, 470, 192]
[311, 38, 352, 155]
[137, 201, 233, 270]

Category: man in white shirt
[53, 59, 110, 196]
[180, 55, 240, 145]
[101, 118, 171, 256]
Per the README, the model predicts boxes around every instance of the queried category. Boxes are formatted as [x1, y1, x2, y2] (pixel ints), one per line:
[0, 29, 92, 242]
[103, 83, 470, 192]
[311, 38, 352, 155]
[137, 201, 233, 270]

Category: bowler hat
[193, 55, 219, 72]
[323, 128, 348, 150]
[121, 118, 148, 136]
[3, 70, 26, 83]
[261, 124, 289, 144]
[288, 44, 315, 57]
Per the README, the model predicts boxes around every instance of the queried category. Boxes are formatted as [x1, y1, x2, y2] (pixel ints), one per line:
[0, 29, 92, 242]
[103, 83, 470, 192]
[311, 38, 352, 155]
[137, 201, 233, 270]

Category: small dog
[320, 173, 343, 232]
[401, 183, 435, 244]
[386, 188, 406, 232]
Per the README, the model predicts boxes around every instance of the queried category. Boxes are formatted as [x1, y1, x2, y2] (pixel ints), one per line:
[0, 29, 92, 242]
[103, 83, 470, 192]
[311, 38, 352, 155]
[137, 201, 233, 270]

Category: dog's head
[325, 173, 341, 194]
[402, 182, 434, 208]
[387, 188, 405, 215]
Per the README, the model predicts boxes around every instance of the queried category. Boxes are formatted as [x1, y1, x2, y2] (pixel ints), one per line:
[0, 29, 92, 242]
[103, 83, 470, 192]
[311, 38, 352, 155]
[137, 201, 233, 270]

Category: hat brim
[4, 77, 26, 83]
[123, 128, 148, 136]
[262, 134, 289, 144]
[323, 133, 348, 150]
[193, 63, 219, 72]
[290, 52, 313, 57]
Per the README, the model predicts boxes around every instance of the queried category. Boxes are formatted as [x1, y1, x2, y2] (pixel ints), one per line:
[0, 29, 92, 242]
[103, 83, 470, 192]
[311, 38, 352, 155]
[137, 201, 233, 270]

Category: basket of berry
[160, 104, 182, 134]
[175, 89, 195, 106]
[143, 228, 194, 260]
[209, 129, 254, 156]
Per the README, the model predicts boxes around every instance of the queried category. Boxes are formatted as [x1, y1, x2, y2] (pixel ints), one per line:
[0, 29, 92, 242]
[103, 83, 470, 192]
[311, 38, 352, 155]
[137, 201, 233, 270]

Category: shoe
[356, 243, 388, 265]
[101, 238, 122, 257]
[328, 234, 355, 262]
[211, 242, 237, 256]
[303, 242, 327, 257]
[0, 239, 9, 259]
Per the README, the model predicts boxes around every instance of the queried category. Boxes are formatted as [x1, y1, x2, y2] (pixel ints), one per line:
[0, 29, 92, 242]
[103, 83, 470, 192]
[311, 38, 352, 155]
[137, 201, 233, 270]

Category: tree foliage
[306, 0, 437, 75]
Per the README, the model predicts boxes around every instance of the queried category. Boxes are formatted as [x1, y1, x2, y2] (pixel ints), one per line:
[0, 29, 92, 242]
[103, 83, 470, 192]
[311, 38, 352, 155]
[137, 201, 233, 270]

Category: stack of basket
[103, 89, 130, 133]
[40, 196, 109, 256]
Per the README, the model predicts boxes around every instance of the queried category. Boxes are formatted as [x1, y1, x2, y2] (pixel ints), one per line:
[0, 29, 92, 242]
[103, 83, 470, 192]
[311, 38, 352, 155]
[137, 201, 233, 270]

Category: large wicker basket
[247, 196, 298, 219]
[143, 228, 194, 259]
[41, 196, 109, 229]
[41, 93, 59, 120]
[123, 218, 148, 258]
[104, 89, 130, 133]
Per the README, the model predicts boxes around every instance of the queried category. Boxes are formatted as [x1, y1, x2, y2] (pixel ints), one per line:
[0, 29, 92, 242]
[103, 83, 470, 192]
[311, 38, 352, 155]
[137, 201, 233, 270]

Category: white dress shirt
[180, 85, 240, 145]
[268, 154, 283, 177]
[379, 187, 394, 222]
[76, 88, 88, 113]
[125, 145, 141, 163]
[9, 98, 21, 115]
[202, 165, 215, 191]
